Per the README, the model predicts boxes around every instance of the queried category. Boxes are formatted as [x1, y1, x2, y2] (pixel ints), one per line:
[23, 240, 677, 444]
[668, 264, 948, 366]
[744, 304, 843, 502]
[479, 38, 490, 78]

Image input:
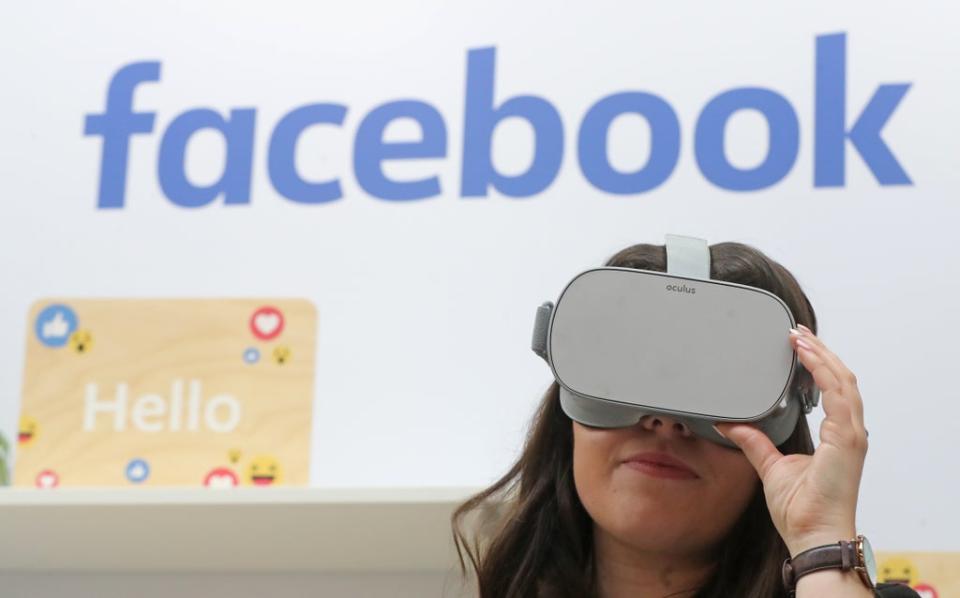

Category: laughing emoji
[18, 416, 38, 446]
[246, 455, 282, 486]
[69, 330, 94, 354]
[878, 556, 918, 586]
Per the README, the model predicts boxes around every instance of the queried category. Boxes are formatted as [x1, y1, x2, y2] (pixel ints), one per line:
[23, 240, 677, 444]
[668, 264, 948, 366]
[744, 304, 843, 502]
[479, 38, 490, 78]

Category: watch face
[861, 535, 877, 584]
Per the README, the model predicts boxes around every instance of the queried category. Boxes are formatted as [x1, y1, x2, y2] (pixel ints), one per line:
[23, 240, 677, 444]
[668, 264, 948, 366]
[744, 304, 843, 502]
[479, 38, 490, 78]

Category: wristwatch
[781, 535, 877, 595]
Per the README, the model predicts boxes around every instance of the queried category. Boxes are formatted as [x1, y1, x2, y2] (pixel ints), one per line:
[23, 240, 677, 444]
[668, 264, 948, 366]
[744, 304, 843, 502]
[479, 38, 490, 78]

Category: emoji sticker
[913, 583, 939, 598]
[250, 306, 284, 341]
[69, 330, 94, 354]
[272, 345, 291, 365]
[879, 556, 918, 586]
[17, 298, 316, 488]
[878, 556, 941, 597]
[18, 416, 38, 447]
[35, 304, 78, 348]
[246, 455, 282, 486]
[35, 469, 59, 488]
[243, 347, 260, 364]
[204, 467, 239, 488]
[125, 458, 150, 484]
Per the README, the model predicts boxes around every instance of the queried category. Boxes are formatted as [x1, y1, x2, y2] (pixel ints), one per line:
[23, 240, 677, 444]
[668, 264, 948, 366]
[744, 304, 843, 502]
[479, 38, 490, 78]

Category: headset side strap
[532, 301, 554, 361]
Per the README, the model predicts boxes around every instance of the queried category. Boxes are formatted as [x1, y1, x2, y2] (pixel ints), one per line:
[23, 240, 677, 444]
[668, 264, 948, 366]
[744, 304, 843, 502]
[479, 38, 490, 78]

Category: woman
[452, 241, 919, 598]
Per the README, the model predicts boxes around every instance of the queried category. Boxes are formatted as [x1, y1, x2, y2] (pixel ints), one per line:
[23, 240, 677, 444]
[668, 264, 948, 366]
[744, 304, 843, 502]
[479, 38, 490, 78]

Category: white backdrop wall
[1, 0, 957, 556]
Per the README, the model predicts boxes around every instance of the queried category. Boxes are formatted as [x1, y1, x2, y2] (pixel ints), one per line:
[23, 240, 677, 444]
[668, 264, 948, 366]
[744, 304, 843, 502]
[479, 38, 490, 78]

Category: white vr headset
[531, 234, 820, 448]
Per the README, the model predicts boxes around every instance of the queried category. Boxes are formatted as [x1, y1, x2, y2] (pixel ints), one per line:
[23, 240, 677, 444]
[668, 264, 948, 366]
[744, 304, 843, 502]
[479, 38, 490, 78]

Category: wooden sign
[875, 552, 959, 598]
[15, 299, 316, 488]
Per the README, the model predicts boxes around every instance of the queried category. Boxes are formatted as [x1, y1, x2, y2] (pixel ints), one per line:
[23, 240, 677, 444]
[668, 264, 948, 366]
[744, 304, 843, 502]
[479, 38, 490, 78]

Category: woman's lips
[621, 452, 699, 480]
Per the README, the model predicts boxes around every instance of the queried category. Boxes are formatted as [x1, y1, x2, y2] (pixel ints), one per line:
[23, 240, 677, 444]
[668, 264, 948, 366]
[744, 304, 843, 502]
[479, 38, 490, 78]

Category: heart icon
[35, 469, 59, 489]
[204, 467, 239, 488]
[250, 306, 284, 340]
[256, 314, 279, 334]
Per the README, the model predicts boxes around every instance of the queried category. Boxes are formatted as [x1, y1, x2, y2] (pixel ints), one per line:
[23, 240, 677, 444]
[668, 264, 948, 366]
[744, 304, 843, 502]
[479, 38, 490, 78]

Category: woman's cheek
[701, 448, 761, 532]
[571, 424, 618, 513]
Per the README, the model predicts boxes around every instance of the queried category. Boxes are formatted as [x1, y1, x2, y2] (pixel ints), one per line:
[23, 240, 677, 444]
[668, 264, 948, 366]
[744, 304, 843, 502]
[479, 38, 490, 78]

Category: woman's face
[573, 414, 758, 556]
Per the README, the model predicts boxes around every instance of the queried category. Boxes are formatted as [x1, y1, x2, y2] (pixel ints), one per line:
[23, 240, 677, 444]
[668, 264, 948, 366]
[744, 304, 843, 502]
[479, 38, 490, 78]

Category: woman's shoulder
[874, 582, 922, 597]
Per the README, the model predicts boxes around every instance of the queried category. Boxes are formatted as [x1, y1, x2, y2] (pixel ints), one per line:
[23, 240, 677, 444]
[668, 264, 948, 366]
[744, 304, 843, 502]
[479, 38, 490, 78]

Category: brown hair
[452, 241, 818, 598]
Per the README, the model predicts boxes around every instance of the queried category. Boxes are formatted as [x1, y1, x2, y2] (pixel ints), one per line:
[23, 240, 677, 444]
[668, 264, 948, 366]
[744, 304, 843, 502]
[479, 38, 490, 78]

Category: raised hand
[714, 324, 868, 556]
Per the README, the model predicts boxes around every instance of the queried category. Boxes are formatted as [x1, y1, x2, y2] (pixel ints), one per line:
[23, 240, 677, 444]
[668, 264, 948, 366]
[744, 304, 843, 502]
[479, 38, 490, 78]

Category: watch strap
[782, 540, 858, 594]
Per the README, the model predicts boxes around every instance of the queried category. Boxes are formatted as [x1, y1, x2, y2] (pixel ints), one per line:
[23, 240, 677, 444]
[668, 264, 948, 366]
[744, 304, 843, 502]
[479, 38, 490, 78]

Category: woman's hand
[714, 324, 869, 556]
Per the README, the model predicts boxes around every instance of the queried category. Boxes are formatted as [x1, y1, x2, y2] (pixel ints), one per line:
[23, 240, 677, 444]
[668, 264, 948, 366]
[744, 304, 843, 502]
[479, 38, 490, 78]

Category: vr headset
[531, 234, 819, 448]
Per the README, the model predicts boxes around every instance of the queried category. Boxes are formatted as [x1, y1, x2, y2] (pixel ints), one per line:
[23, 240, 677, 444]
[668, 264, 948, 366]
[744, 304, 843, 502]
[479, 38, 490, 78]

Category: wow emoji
[69, 330, 94, 354]
[272, 345, 291, 365]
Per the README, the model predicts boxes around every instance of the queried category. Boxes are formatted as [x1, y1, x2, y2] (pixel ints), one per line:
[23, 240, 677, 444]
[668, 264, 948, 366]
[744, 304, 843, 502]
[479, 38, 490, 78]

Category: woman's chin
[598, 518, 709, 555]
[612, 467, 705, 497]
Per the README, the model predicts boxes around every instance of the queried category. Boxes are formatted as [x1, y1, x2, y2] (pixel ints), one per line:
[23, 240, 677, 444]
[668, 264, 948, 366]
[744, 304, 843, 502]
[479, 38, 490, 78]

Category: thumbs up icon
[34, 304, 78, 348]
[42, 311, 70, 339]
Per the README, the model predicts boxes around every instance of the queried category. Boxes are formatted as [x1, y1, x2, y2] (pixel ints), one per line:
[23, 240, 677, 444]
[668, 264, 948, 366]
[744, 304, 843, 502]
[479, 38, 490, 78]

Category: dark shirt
[875, 582, 922, 597]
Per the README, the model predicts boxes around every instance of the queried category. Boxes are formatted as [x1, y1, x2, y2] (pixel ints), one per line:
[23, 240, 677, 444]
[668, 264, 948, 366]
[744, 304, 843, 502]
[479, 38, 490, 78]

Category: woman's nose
[638, 414, 694, 439]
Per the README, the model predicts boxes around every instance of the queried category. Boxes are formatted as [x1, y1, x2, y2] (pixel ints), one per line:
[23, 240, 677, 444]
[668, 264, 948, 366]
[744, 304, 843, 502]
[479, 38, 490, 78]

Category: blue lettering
[354, 100, 446, 200]
[84, 62, 160, 209]
[461, 47, 564, 198]
[695, 88, 799, 191]
[814, 33, 912, 186]
[83, 34, 914, 209]
[268, 103, 346, 204]
[578, 92, 680, 194]
[157, 108, 256, 208]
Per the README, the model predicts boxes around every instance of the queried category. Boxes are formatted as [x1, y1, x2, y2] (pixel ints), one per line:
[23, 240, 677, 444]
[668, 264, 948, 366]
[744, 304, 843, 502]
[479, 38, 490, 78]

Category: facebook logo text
[84, 33, 912, 209]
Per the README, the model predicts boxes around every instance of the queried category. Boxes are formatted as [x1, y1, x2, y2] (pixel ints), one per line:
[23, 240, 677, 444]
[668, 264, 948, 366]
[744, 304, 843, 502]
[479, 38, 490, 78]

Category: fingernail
[789, 327, 802, 337]
[797, 324, 813, 335]
[796, 338, 813, 351]
[712, 424, 728, 439]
